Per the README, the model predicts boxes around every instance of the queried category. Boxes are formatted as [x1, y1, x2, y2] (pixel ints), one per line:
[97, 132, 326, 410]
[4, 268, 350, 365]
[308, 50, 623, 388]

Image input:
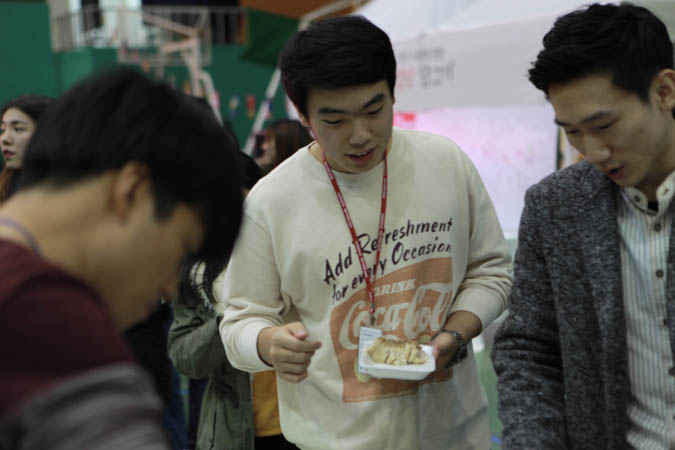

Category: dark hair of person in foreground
[21, 66, 244, 302]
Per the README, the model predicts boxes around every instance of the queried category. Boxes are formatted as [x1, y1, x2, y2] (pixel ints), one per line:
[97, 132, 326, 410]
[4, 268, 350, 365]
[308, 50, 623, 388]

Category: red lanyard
[320, 149, 388, 326]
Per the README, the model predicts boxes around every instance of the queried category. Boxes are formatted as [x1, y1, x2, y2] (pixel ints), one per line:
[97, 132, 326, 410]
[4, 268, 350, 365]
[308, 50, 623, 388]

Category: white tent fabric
[358, 0, 675, 111]
[388, 15, 554, 110]
[438, 0, 675, 34]
[355, 0, 675, 234]
[360, 0, 675, 39]
[358, 0, 596, 43]
[355, 0, 480, 43]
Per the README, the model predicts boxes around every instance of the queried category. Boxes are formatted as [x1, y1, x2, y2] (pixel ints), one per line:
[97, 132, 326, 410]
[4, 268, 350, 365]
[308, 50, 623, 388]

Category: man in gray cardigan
[492, 3, 675, 449]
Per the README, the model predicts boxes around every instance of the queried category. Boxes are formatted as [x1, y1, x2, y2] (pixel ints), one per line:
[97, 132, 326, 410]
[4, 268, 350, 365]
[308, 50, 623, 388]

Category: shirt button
[634, 195, 640, 202]
[654, 223, 662, 232]
[664, 318, 669, 326]
[656, 270, 664, 278]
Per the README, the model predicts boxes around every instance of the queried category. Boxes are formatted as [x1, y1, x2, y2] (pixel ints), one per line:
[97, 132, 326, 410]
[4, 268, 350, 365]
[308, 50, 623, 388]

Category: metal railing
[51, 5, 245, 59]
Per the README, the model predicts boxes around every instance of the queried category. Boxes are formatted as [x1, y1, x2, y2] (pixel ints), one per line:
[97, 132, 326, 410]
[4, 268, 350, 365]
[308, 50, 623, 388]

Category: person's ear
[109, 162, 151, 222]
[654, 69, 675, 113]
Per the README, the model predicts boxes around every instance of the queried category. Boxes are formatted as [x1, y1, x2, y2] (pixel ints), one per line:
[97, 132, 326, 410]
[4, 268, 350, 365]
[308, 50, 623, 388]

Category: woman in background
[255, 119, 312, 175]
[0, 95, 54, 203]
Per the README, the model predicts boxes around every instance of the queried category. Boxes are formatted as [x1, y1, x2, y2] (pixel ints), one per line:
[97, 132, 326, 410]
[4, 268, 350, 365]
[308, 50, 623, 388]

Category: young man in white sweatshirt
[220, 15, 512, 450]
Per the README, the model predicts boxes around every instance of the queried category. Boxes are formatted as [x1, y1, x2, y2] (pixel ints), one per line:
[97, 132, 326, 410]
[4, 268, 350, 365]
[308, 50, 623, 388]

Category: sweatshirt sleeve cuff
[450, 286, 506, 330]
[219, 318, 275, 372]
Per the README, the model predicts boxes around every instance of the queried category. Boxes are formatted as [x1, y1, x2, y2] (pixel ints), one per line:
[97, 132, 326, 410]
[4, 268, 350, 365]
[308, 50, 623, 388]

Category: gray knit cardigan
[492, 160, 675, 449]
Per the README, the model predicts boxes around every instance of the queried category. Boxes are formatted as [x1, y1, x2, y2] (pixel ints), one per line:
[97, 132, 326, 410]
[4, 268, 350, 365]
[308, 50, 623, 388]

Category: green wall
[54, 47, 119, 92]
[0, 2, 59, 105]
[211, 45, 288, 144]
[0, 3, 288, 146]
[162, 45, 288, 145]
[50, 45, 286, 145]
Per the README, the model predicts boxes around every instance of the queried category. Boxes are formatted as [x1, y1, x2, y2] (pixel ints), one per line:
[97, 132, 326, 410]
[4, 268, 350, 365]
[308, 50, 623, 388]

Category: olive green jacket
[168, 298, 255, 450]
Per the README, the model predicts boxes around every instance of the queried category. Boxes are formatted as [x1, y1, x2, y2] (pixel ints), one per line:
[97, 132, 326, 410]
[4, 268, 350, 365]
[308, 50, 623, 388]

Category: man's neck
[0, 181, 110, 281]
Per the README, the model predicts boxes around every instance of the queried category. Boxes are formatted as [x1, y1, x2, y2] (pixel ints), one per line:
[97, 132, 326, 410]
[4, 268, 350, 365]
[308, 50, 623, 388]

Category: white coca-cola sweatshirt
[219, 127, 512, 450]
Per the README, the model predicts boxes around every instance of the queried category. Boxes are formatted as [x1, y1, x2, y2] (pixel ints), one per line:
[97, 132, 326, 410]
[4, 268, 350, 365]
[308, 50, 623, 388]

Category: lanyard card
[358, 326, 382, 375]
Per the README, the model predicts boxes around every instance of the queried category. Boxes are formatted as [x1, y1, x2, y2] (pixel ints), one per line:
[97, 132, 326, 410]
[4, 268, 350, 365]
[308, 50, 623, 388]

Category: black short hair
[21, 66, 243, 301]
[1, 94, 54, 123]
[177, 99, 259, 305]
[529, 2, 674, 101]
[177, 149, 261, 308]
[279, 15, 396, 118]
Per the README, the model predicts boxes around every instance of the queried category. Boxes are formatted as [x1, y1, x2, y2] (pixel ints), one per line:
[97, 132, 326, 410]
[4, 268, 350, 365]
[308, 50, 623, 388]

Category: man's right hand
[257, 322, 322, 383]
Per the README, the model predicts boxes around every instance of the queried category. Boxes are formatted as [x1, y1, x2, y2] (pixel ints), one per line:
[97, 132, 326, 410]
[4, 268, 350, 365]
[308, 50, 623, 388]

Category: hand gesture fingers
[262, 322, 321, 383]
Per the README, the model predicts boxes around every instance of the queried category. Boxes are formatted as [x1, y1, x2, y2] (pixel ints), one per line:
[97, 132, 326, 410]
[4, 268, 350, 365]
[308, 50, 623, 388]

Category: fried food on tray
[366, 337, 428, 366]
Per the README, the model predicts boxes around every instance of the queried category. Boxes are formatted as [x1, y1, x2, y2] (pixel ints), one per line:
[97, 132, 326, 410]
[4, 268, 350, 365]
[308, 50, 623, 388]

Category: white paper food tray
[359, 341, 435, 380]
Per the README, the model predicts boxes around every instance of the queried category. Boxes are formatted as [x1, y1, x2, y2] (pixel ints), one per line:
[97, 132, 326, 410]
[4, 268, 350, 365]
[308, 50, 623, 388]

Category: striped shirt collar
[621, 169, 675, 215]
